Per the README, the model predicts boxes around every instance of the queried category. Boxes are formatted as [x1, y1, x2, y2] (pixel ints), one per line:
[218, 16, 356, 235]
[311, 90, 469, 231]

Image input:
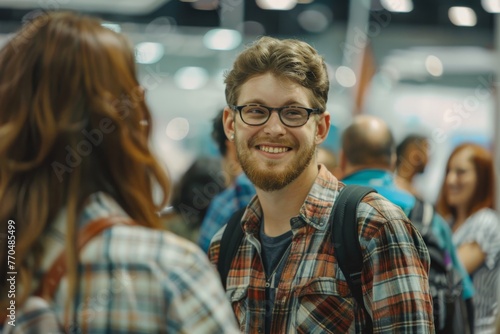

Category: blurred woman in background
[436, 143, 500, 334]
[0, 11, 238, 333]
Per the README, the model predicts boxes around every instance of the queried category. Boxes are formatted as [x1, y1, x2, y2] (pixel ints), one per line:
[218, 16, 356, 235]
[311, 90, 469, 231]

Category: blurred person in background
[436, 142, 500, 334]
[317, 145, 341, 177]
[0, 11, 238, 333]
[198, 109, 255, 253]
[161, 156, 225, 243]
[212, 108, 248, 187]
[395, 134, 430, 198]
[340, 115, 475, 333]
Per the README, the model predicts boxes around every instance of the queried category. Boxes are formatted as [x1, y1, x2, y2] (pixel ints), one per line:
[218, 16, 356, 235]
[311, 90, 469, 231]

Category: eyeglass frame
[229, 104, 323, 128]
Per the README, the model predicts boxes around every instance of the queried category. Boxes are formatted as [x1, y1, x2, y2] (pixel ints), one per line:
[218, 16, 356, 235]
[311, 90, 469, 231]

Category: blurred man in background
[198, 110, 256, 252]
[395, 134, 429, 198]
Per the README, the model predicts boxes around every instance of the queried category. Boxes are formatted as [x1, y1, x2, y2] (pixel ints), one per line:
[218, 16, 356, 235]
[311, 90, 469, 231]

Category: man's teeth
[259, 146, 288, 153]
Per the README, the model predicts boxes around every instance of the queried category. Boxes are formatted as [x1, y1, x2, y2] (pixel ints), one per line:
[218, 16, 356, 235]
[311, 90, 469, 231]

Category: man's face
[445, 149, 477, 209]
[224, 73, 328, 191]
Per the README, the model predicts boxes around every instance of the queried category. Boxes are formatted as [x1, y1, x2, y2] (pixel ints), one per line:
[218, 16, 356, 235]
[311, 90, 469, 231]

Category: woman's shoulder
[468, 208, 500, 226]
[458, 208, 500, 243]
[83, 223, 208, 271]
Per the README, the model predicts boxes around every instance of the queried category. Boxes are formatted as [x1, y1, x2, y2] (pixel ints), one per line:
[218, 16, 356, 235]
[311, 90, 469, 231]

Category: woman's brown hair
[0, 11, 170, 310]
[436, 143, 495, 220]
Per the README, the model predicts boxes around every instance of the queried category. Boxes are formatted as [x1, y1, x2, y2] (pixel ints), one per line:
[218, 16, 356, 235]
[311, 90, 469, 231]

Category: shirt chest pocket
[294, 277, 356, 333]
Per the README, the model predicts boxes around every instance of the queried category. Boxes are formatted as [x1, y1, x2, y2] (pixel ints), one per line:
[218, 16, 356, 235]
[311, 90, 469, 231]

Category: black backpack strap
[217, 207, 246, 289]
[331, 185, 376, 333]
[409, 197, 434, 237]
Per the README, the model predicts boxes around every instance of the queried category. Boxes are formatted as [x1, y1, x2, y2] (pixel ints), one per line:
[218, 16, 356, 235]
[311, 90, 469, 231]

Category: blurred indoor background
[0, 0, 498, 206]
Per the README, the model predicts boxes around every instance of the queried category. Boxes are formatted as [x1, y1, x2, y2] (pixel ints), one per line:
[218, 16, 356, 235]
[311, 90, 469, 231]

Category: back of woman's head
[0, 11, 170, 307]
[436, 143, 495, 219]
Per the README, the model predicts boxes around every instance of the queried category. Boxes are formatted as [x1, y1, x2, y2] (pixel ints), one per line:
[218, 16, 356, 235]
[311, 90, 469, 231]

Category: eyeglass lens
[240, 105, 309, 126]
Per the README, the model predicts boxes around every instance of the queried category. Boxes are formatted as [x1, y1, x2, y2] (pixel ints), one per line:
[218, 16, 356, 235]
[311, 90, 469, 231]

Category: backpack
[1, 216, 134, 333]
[217, 185, 376, 334]
[408, 198, 473, 334]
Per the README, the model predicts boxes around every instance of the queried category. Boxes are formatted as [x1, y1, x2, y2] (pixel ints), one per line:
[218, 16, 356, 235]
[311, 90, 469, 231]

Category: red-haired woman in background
[0, 11, 238, 333]
[437, 143, 500, 334]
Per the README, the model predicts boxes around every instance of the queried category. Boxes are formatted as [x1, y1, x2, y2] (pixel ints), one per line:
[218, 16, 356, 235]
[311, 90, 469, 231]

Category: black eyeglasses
[229, 104, 322, 128]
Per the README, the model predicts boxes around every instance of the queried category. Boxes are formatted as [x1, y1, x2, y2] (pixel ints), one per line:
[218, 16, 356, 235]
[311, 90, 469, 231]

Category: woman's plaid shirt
[11, 192, 240, 334]
[209, 166, 435, 333]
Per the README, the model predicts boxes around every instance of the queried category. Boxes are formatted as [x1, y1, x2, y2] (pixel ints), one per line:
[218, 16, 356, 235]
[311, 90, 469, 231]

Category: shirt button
[258, 328, 263, 333]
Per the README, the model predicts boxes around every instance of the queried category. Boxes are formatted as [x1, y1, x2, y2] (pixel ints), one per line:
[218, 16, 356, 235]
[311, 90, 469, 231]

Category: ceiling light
[203, 29, 242, 50]
[297, 5, 332, 33]
[256, 0, 297, 10]
[425, 55, 443, 77]
[174, 67, 209, 90]
[481, 0, 500, 13]
[166, 117, 190, 141]
[101, 22, 121, 33]
[135, 42, 164, 64]
[380, 0, 414, 13]
[448, 6, 477, 27]
[335, 66, 357, 88]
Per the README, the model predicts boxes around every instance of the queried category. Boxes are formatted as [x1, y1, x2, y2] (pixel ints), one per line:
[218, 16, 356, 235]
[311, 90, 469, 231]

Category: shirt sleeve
[359, 193, 435, 333]
[462, 209, 500, 269]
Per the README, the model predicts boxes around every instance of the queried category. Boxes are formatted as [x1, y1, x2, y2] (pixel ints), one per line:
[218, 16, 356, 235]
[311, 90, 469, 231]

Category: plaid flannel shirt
[7, 192, 239, 334]
[209, 165, 434, 333]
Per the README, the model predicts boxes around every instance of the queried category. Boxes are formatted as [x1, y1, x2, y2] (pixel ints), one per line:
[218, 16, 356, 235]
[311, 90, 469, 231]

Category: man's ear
[223, 106, 236, 140]
[315, 111, 331, 145]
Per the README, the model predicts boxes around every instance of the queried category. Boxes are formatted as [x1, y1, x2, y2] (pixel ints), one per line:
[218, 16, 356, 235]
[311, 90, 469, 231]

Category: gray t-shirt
[451, 208, 500, 334]
[260, 225, 293, 334]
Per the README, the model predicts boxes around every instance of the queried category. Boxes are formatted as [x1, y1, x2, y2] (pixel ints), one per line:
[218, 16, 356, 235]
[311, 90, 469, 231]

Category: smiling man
[208, 36, 434, 333]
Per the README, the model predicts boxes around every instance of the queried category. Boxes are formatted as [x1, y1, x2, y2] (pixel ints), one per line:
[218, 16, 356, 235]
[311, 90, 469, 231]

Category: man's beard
[236, 135, 316, 192]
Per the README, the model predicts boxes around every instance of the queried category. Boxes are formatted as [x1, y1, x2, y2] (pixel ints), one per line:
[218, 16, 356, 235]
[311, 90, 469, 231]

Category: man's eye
[283, 108, 304, 118]
[246, 108, 266, 115]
